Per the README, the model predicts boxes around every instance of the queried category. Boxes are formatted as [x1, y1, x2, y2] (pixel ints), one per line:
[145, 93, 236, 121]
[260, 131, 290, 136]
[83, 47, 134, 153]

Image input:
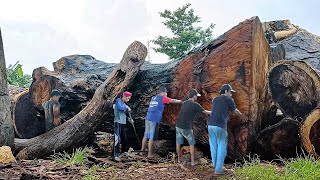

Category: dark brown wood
[13, 17, 272, 160]
[15, 41, 147, 159]
[254, 118, 301, 160]
[0, 28, 14, 148]
[268, 60, 320, 120]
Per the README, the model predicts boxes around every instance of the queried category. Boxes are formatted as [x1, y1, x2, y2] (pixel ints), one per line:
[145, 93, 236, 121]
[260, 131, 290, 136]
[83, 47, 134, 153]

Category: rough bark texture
[254, 118, 301, 160]
[15, 41, 147, 159]
[0, 28, 14, 148]
[13, 17, 271, 160]
[268, 60, 320, 120]
[263, 20, 320, 68]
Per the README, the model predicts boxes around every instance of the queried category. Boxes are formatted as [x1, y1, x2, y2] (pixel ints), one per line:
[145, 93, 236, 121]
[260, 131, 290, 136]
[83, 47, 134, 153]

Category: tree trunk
[300, 108, 320, 158]
[254, 118, 301, 160]
[0, 28, 15, 148]
[15, 41, 147, 159]
[13, 17, 271, 160]
[268, 60, 320, 120]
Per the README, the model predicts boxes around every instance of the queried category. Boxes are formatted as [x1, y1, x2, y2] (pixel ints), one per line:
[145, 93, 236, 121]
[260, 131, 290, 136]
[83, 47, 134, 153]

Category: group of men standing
[112, 84, 247, 175]
[42, 83, 247, 175]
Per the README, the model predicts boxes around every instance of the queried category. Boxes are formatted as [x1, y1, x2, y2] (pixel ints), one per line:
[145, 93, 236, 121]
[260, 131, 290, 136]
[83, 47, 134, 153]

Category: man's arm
[232, 109, 248, 122]
[202, 110, 211, 115]
[53, 105, 60, 126]
[170, 99, 182, 104]
[116, 98, 127, 111]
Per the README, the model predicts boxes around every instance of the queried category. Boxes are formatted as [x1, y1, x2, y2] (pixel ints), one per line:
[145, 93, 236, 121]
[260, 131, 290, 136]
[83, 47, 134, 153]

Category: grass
[51, 147, 92, 166]
[226, 154, 320, 180]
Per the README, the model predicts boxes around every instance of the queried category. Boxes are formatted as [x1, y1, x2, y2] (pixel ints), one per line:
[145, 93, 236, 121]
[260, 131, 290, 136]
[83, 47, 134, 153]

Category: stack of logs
[9, 16, 320, 160]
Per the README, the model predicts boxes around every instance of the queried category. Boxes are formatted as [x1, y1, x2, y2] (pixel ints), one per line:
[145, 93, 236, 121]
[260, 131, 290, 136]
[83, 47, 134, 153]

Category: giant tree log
[263, 20, 320, 69]
[0, 28, 14, 148]
[15, 41, 147, 159]
[254, 118, 301, 160]
[268, 60, 320, 120]
[300, 109, 320, 158]
[13, 16, 271, 160]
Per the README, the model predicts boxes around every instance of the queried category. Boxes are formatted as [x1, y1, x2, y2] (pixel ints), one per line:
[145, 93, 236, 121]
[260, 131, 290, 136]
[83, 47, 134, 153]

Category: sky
[0, 0, 319, 74]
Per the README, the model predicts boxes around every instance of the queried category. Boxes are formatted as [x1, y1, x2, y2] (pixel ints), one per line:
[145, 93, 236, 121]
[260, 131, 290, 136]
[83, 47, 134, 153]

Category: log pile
[9, 17, 320, 160]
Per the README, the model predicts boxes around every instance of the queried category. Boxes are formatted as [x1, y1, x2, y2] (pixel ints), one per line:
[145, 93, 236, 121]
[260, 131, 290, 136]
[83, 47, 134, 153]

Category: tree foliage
[6, 62, 32, 88]
[152, 3, 214, 60]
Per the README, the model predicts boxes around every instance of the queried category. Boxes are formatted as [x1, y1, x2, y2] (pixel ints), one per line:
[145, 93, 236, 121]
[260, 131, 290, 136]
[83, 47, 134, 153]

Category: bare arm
[170, 99, 182, 104]
[53, 105, 60, 126]
[232, 109, 248, 122]
[203, 110, 211, 115]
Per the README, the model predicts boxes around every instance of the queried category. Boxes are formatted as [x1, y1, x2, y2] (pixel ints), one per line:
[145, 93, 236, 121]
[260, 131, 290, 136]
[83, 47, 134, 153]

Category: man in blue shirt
[141, 86, 182, 158]
[113, 91, 133, 162]
[208, 84, 247, 175]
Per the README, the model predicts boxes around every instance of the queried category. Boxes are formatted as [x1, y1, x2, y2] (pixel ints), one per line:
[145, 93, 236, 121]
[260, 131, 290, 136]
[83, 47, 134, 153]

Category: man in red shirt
[141, 86, 182, 158]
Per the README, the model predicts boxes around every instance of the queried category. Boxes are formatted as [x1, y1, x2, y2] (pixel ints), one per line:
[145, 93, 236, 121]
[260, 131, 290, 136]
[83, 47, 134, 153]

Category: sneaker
[114, 157, 121, 162]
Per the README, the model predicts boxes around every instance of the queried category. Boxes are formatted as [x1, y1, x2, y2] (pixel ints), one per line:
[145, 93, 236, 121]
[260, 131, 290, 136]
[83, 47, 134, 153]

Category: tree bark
[300, 108, 320, 158]
[0, 28, 15, 148]
[15, 41, 147, 159]
[13, 17, 271, 160]
[268, 60, 320, 120]
[254, 118, 301, 160]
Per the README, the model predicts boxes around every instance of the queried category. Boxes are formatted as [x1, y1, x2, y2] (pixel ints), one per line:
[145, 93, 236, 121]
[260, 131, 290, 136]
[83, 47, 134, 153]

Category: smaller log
[300, 108, 320, 158]
[254, 118, 301, 160]
[268, 60, 320, 120]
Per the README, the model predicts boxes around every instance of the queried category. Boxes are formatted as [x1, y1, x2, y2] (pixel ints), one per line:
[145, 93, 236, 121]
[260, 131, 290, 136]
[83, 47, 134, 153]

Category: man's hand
[239, 114, 248, 122]
[128, 118, 134, 124]
[54, 118, 60, 126]
[126, 105, 132, 112]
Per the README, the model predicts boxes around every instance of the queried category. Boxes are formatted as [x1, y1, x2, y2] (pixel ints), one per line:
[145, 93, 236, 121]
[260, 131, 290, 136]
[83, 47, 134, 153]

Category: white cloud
[0, 0, 319, 74]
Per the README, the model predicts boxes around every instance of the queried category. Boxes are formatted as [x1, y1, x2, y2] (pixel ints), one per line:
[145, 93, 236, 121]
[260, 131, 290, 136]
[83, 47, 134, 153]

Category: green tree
[6, 61, 32, 88]
[152, 3, 214, 60]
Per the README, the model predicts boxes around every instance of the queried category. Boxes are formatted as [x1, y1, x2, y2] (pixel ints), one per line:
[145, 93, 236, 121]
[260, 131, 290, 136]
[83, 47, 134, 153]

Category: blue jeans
[208, 125, 228, 173]
[114, 122, 127, 158]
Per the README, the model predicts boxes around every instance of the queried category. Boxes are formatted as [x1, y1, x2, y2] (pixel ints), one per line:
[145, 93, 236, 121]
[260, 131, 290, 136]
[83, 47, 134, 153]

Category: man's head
[122, 91, 132, 102]
[51, 89, 62, 102]
[220, 84, 235, 97]
[158, 86, 168, 96]
[188, 89, 201, 100]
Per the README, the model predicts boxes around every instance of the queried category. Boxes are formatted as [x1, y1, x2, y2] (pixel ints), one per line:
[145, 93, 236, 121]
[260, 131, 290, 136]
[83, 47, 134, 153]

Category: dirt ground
[0, 154, 234, 180]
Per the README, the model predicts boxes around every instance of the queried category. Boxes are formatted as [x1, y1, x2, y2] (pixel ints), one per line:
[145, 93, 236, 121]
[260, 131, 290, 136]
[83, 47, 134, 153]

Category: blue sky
[0, 0, 319, 74]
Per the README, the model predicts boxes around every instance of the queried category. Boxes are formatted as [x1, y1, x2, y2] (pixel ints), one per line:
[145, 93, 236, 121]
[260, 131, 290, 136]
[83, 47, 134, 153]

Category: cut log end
[14, 91, 45, 138]
[301, 109, 320, 158]
[268, 60, 320, 119]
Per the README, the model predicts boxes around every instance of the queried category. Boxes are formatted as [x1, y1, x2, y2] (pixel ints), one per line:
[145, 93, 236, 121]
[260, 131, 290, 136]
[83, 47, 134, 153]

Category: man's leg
[147, 121, 159, 158]
[215, 127, 228, 173]
[120, 124, 127, 154]
[175, 127, 184, 163]
[176, 144, 182, 163]
[147, 140, 155, 158]
[190, 144, 196, 166]
[114, 122, 120, 160]
[141, 137, 148, 151]
[208, 126, 218, 168]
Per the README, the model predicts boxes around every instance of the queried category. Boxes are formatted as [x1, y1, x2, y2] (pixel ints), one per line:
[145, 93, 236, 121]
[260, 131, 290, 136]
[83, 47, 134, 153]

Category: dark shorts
[176, 127, 196, 145]
[143, 120, 159, 141]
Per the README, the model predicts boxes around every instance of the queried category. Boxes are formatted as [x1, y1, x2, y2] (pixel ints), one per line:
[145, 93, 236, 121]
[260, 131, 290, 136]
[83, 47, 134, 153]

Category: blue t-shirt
[208, 95, 236, 130]
[146, 96, 165, 123]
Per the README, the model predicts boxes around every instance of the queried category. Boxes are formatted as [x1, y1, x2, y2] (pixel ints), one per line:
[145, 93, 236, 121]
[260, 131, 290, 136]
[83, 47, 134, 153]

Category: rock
[0, 146, 16, 164]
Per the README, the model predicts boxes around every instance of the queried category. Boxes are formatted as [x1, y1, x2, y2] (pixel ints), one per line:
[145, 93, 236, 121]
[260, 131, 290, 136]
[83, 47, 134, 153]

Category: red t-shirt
[162, 96, 171, 104]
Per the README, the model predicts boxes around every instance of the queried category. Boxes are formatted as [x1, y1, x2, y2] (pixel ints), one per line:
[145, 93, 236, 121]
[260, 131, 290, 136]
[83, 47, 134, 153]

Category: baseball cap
[123, 91, 132, 97]
[51, 89, 63, 97]
[189, 89, 201, 98]
[220, 84, 235, 92]
[159, 86, 168, 93]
